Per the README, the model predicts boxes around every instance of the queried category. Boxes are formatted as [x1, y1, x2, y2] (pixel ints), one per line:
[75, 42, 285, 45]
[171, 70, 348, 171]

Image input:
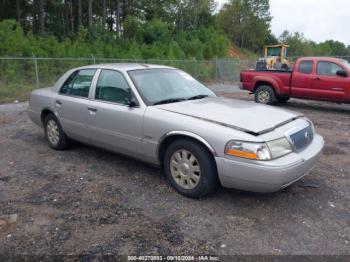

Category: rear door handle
[87, 107, 98, 114]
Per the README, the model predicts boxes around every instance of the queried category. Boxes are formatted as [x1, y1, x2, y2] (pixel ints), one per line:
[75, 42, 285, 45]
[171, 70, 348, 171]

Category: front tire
[255, 85, 276, 105]
[163, 139, 219, 198]
[44, 113, 69, 150]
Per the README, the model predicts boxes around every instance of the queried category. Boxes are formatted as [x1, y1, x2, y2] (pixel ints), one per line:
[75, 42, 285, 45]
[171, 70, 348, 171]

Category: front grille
[289, 125, 314, 152]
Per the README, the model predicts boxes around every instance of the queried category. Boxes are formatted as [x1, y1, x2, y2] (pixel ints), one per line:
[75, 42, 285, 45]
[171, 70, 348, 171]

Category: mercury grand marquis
[28, 64, 324, 198]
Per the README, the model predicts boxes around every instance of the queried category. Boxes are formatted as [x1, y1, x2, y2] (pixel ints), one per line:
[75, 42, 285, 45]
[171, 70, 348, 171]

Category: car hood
[155, 97, 303, 135]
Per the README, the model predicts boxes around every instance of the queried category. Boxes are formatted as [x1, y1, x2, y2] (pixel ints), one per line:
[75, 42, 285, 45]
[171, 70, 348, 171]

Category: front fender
[158, 130, 217, 157]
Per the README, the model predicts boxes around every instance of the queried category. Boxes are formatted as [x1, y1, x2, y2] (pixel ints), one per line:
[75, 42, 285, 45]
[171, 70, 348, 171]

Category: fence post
[32, 53, 40, 89]
[91, 54, 96, 64]
[215, 56, 218, 81]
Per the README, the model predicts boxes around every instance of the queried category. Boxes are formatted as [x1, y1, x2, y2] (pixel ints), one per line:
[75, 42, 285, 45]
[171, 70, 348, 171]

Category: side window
[95, 70, 131, 105]
[60, 69, 96, 98]
[317, 62, 343, 76]
[298, 61, 313, 74]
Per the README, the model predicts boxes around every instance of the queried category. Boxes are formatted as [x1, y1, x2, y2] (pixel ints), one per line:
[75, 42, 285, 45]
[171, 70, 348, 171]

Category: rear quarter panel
[28, 87, 56, 127]
[241, 70, 292, 96]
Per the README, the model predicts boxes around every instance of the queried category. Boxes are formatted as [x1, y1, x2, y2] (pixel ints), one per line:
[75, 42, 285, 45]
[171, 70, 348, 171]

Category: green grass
[0, 80, 36, 104]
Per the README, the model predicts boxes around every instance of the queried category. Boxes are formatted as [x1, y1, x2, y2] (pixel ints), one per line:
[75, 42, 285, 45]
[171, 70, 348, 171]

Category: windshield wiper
[153, 98, 187, 105]
[153, 95, 209, 105]
[186, 94, 209, 101]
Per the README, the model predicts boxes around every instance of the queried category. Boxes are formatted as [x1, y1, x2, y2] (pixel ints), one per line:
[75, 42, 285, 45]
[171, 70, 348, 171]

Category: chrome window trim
[91, 98, 140, 108]
[57, 92, 91, 100]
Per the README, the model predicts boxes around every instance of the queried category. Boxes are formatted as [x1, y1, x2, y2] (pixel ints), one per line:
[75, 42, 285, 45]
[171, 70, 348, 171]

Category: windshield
[267, 47, 281, 57]
[342, 60, 350, 71]
[128, 69, 215, 105]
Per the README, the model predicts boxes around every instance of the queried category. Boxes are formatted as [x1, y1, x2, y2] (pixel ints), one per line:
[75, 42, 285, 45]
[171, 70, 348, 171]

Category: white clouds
[216, 0, 350, 45]
[270, 0, 349, 45]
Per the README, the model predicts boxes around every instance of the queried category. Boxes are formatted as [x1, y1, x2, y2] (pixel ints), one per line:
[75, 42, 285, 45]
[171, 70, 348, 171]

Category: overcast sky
[217, 0, 349, 45]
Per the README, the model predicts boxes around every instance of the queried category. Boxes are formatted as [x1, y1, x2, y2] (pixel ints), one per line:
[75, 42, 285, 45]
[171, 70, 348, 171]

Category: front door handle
[55, 100, 62, 107]
[87, 107, 98, 114]
[313, 77, 321, 80]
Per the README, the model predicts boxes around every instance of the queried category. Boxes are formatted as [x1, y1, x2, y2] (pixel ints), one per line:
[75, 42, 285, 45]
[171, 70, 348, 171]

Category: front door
[87, 69, 145, 159]
[311, 61, 348, 102]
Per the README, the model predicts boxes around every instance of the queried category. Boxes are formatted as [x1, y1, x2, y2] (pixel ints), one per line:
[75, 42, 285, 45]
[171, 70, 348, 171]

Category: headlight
[225, 141, 271, 160]
[225, 137, 292, 160]
[306, 118, 315, 134]
[266, 137, 292, 159]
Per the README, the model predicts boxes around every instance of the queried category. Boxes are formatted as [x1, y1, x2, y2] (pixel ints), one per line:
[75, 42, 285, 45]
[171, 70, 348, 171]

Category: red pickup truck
[240, 57, 350, 104]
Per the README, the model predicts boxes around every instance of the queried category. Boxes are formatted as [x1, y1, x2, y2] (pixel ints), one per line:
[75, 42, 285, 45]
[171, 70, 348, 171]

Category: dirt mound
[228, 46, 245, 59]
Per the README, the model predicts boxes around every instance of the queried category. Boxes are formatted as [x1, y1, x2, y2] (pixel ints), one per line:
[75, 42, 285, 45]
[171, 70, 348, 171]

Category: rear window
[60, 69, 96, 98]
[298, 61, 313, 74]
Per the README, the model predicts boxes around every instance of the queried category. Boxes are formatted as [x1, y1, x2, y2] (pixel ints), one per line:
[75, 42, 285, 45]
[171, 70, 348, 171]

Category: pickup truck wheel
[276, 96, 290, 103]
[255, 85, 276, 105]
[163, 139, 219, 198]
[44, 113, 69, 150]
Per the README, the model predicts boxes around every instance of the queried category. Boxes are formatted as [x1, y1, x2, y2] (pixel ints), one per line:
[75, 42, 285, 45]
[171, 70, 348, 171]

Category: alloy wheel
[258, 90, 270, 103]
[169, 149, 201, 190]
[46, 119, 60, 146]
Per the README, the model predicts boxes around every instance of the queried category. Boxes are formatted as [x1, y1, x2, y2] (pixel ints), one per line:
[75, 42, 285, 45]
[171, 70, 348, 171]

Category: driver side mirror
[124, 88, 139, 107]
[336, 70, 348, 77]
[128, 97, 139, 107]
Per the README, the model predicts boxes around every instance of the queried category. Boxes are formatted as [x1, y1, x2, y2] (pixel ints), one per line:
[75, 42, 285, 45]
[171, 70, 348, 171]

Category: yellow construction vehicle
[263, 44, 289, 69]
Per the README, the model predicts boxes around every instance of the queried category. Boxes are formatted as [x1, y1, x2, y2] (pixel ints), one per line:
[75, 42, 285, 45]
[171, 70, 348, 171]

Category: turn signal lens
[226, 149, 258, 159]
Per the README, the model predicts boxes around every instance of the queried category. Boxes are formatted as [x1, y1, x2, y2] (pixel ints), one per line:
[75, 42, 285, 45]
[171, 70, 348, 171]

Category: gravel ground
[0, 84, 349, 258]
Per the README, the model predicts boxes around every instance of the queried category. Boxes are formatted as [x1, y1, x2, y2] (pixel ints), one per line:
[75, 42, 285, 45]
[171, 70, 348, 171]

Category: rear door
[311, 61, 348, 102]
[55, 69, 97, 142]
[290, 60, 315, 98]
[87, 69, 145, 159]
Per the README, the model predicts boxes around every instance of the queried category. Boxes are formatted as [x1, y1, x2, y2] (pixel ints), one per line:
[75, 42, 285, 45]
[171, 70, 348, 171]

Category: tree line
[5, 0, 218, 38]
[278, 31, 350, 58]
[0, 0, 349, 59]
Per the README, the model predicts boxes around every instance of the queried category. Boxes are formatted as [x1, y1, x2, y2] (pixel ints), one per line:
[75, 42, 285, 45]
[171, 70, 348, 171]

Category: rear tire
[163, 139, 219, 198]
[255, 85, 276, 105]
[44, 113, 69, 150]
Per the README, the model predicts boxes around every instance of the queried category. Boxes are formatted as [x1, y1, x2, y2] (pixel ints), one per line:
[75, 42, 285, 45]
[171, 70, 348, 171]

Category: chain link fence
[0, 56, 256, 103]
[1, 55, 349, 103]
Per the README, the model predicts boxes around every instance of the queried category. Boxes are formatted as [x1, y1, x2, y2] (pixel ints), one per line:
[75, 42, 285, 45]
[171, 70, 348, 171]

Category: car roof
[78, 63, 175, 71]
[52, 63, 177, 93]
[298, 57, 346, 63]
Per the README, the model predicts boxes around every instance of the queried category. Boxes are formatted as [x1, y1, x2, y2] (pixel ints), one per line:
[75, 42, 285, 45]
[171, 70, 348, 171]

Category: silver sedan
[28, 64, 324, 198]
